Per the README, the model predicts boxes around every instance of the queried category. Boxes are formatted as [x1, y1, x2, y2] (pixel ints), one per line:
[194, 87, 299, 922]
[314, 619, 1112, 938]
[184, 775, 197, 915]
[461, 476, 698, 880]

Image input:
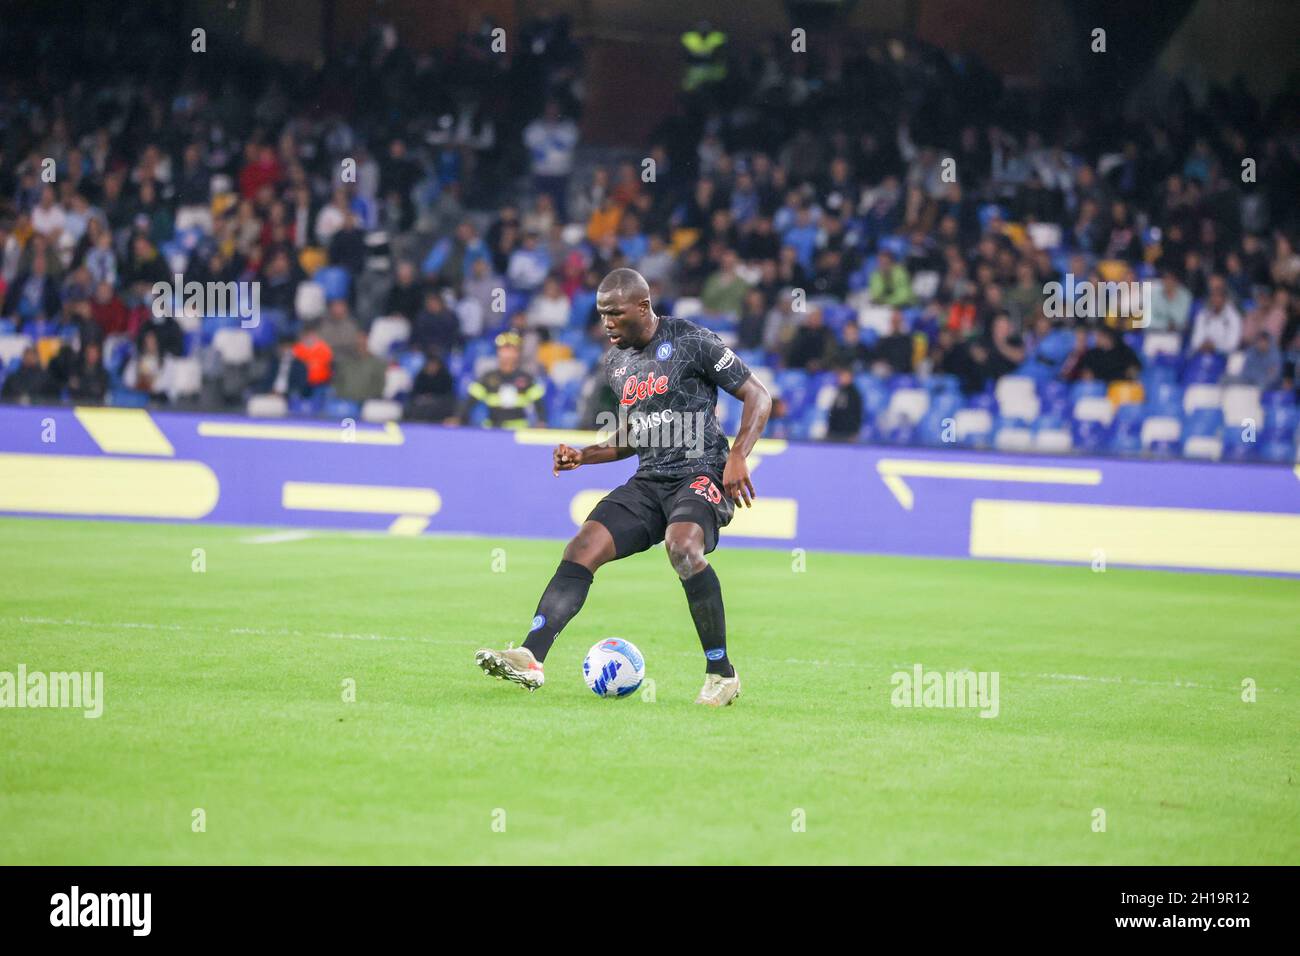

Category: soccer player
[475, 268, 772, 705]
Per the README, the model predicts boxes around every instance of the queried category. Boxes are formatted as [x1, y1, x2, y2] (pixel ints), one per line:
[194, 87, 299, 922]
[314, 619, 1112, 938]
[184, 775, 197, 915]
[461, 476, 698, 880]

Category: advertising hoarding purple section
[1, 406, 1297, 576]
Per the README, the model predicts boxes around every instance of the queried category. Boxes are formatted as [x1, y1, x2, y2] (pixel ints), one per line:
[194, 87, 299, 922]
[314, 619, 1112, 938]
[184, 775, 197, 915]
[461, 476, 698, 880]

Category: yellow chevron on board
[74, 407, 174, 456]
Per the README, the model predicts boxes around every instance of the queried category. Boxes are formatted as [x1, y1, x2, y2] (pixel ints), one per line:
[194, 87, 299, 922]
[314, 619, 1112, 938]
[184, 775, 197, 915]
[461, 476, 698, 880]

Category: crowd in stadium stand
[3, 15, 1300, 461]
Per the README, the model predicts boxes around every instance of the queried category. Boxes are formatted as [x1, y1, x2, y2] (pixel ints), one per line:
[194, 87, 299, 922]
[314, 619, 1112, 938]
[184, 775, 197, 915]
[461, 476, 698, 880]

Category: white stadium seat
[885, 387, 930, 425]
[1140, 415, 1182, 448]
[1221, 384, 1262, 430]
[1033, 427, 1073, 453]
[1183, 384, 1223, 413]
[294, 281, 326, 321]
[164, 356, 203, 400]
[547, 359, 587, 387]
[995, 425, 1034, 452]
[673, 297, 703, 318]
[1142, 331, 1181, 358]
[954, 408, 993, 441]
[212, 328, 254, 365]
[1073, 395, 1115, 426]
[0, 334, 33, 366]
[368, 316, 411, 357]
[1182, 436, 1222, 460]
[383, 366, 413, 400]
[246, 394, 288, 418]
[361, 399, 403, 423]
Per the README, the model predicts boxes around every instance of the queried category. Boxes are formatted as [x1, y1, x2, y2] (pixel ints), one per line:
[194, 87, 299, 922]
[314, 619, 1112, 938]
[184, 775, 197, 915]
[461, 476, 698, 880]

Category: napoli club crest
[656, 341, 673, 361]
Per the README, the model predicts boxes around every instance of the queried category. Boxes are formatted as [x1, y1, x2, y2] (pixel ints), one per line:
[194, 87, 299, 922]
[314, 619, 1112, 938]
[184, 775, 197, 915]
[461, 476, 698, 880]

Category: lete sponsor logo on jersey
[620, 371, 669, 406]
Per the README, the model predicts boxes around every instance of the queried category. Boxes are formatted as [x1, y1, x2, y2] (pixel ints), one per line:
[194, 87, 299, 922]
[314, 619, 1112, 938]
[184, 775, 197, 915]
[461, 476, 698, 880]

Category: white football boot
[475, 644, 545, 691]
[694, 670, 741, 706]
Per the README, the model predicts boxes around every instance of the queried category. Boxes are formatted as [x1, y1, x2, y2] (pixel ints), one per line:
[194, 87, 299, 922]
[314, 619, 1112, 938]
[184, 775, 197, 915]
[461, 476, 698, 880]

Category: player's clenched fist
[553, 443, 582, 475]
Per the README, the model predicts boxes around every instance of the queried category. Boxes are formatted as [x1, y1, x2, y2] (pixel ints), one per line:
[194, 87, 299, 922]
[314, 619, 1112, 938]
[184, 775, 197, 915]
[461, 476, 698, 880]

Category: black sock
[681, 564, 733, 677]
[521, 560, 594, 663]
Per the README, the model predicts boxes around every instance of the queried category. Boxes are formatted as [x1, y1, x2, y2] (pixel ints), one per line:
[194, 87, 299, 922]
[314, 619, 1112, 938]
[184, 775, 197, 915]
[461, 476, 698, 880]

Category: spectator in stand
[700, 250, 750, 317]
[1079, 325, 1142, 382]
[406, 350, 457, 423]
[320, 299, 362, 355]
[66, 341, 108, 404]
[1, 347, 52, 403]
[412, 288, 461, 356]
[867, 249, 914, 308]
[293, 324, 334, 389]
[507, 230, 551, 292]
[383, 260, 424, 321]
[258, 334, 309, 398]
[333, 331, 388, 404]
[1189, 276, 1243, 354]
[523, 100, 578, 219]
[1235, 331, 1283, 391]
[1242, 287, 1290, 345]
[526, 275, 570, 331]
[825, 364, 864, 441]
[875, 310, 914, 375]
[784, 307, 834, 371]
[1146, 269, 1192, 334]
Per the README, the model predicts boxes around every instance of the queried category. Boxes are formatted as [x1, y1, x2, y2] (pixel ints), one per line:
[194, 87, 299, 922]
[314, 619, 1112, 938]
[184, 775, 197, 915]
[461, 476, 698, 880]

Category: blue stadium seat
[1182, 352, 1225, 385]
[569, 290, 597, 327]
[1221, 432, 1257, 461]
[1259, 439, 1296, 463]
[1070, 379, 1107, 401]
[110, 388, 149, 408]
[1263, 404, 1298, 437]
[1071, 419, 1109, 452]
[315, 266, 351, 302]
[1184, 407, 1224, 437]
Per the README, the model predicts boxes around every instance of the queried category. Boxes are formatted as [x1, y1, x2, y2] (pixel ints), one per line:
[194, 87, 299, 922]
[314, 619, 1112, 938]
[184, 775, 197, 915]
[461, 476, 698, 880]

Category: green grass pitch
[0, 516, 1295, 865]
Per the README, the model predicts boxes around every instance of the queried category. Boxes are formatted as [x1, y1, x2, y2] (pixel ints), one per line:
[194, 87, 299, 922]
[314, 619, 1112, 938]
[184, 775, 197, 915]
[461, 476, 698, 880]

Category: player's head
[596, 268, 653, 349]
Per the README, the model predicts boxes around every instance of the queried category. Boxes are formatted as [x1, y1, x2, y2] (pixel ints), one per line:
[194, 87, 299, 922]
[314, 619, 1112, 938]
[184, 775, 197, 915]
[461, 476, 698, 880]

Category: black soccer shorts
[587, 470, 736, 558]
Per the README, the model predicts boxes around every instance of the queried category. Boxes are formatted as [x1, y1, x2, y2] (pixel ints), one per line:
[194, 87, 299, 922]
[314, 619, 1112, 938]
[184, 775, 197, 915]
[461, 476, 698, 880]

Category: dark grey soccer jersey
[602, 315, 753, 478]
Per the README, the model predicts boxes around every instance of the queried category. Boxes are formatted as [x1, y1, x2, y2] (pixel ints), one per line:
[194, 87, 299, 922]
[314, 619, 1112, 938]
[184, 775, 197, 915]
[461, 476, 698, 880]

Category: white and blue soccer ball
[582, 638, 646, 698]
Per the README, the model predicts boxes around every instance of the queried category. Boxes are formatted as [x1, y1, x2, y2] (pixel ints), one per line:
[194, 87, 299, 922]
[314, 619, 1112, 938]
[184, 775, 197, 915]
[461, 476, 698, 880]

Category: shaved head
[596, 268, 657, 349]
[597, 268, 650, 304]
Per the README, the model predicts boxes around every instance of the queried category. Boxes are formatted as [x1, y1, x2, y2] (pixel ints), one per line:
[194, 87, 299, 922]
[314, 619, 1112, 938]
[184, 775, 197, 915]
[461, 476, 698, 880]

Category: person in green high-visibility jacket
[681, 20, 727, 93]
[460, 332, 548, 428]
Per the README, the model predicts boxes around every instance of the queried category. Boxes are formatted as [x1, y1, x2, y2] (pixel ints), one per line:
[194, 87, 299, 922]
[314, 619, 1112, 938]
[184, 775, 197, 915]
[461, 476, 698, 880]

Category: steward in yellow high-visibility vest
[461, 332, 548, 428]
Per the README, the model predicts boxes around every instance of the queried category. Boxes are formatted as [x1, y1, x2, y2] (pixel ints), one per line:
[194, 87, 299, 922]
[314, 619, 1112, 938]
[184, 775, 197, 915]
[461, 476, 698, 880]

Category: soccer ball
[582, 638, 646, 698]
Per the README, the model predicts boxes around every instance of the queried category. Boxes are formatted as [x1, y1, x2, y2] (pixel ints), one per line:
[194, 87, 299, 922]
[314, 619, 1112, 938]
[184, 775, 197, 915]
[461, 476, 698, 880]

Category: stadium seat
[994, 421, 1033, 452]
[1073, 395, 1115, 427]
[110, 388, 150, 408]
[1259, 439, 1296, 463]
[165, 356, 203, 401]
[1224, 350, 1247, 379]
[995, 376, 1039, 421]
[0, 334, 33, 366]
[1263, 404, 1298, 438]
[1140, 415, 1182, 451]
[954, 408, 994, 447]
[1182, 352, 1225, 385]
[1142, 331, 1182, 359]
[294, 281, 326, 321]
[548, 358, 586, 387]
[1071, 419, 1109, 452]
[368, 316, 411, 357]
[361, 399, 402, 423]
[246, 394, 289, 418]
[1107, 380, 1144, 407]
[1183, 384, 1223, 413]
[1032, 424, 1073, 453]
[673, 297, 703, 318]
[212, 328, 254, 365]
[1070, 380, 1107, 402]
[1184, 407, 1224, 437]
[383, 366, 413, 400]
[1220, 431, 1257, 461]
[1182, 435, 1222, 461]
[315, 266, 351, 302]
[323, 397, 361, 420]
[884, 387, 929, 426]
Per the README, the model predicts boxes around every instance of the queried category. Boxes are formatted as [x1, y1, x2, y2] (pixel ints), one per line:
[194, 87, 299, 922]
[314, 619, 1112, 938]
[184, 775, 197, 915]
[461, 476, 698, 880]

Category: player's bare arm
[722, 376, 772, 508]
[552, 431, 636, 475]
